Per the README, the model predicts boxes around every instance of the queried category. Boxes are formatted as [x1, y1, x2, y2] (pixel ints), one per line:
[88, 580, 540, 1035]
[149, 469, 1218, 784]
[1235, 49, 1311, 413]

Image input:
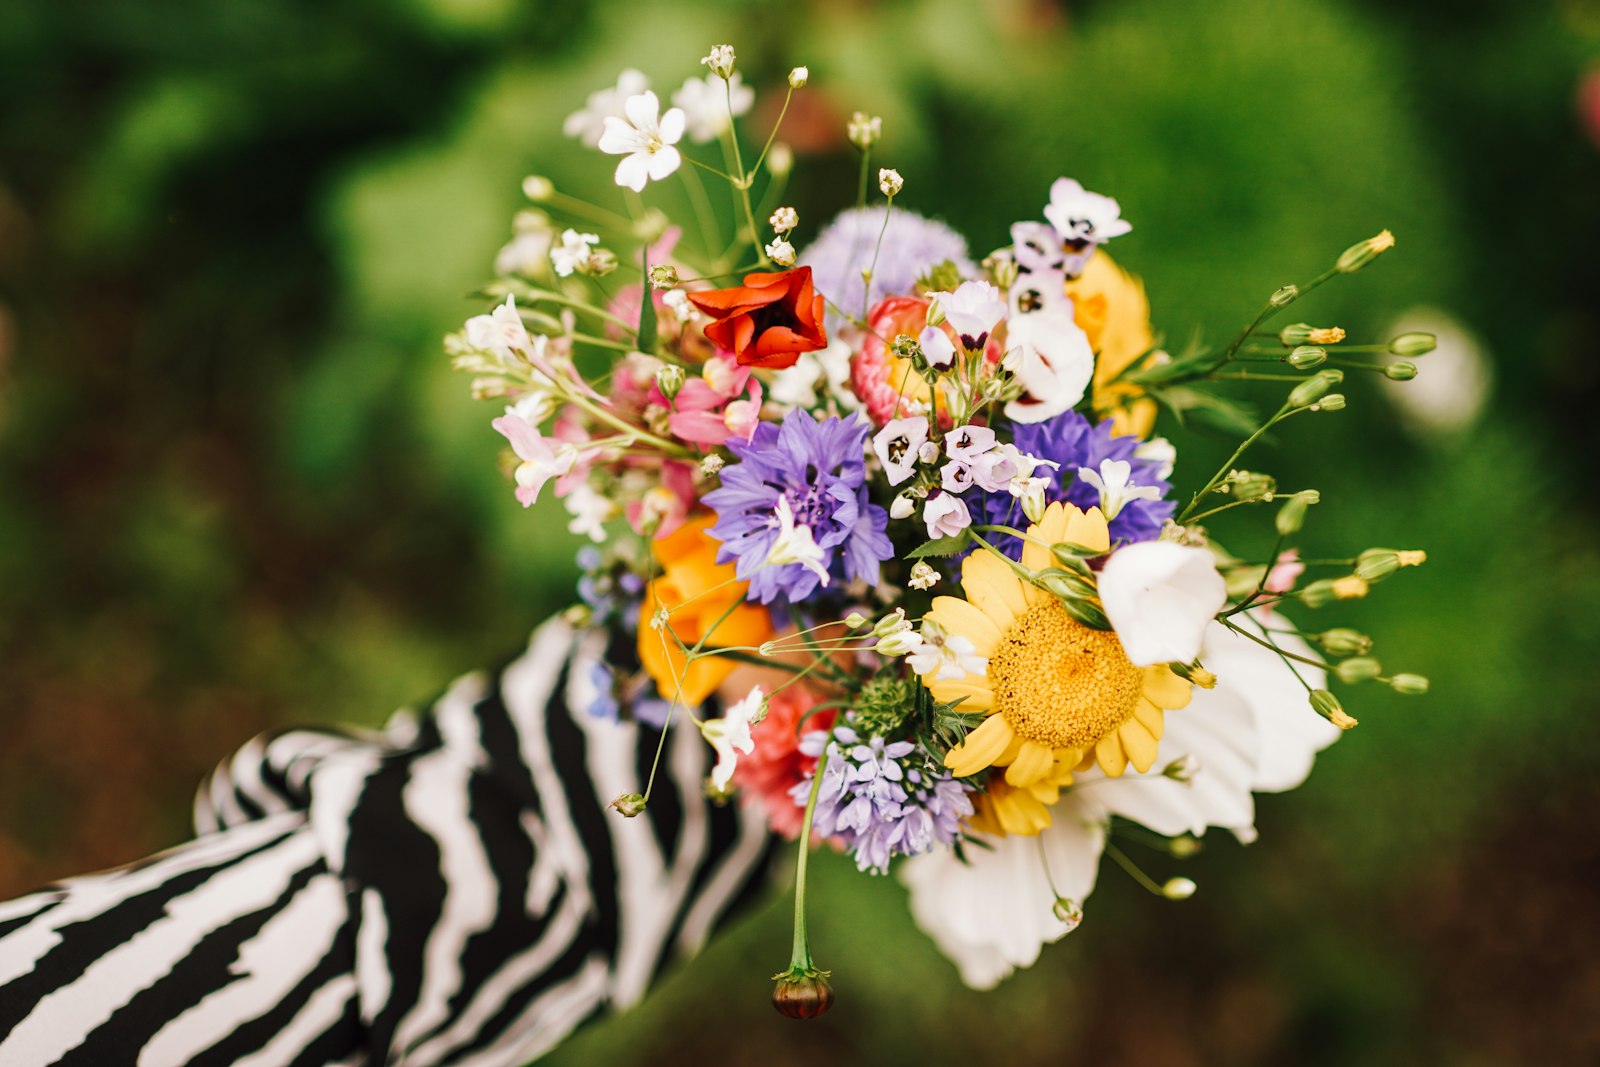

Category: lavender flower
[978, 410, 1174, 548]
[799, 207, 975, 332]
[791, 721, 975, 874]
[703, 409, 892, 604]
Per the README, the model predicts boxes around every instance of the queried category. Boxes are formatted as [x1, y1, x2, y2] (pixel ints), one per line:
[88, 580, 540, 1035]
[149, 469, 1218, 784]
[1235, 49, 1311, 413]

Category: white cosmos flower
[1098, 540, 1228, 666]
[563, 69, 650, 147]
[1077, 459, 1163, 521]
[1003, 304, 1094, 424]
[597, 91, 686, 192]
[764, 496, 830, 587]
[872, 416, 929, 486]
[901, 615, 1340, 989]
[703, 685, 763, 792]
[671, 71, 754, 143]
[929, 280, 1007, 349]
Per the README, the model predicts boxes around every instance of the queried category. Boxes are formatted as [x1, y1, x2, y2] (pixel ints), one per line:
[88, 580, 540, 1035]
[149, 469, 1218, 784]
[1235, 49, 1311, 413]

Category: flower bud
[1389, 331, 1436, 356]
[1389, 673, 1430, 695]
[847, 111, 882, 149]
[700, 453, 725, 476]
[788, 66, 809, 88]
[766, 142, 794, 177]
[1355, 549, 1400, 582]
[878, 168, 904, 197]
[1275, 491, 1315, 535]
[844, 611, 869, 629]
[924, 299, 946, 329]
[1309, 689, 1358, 730]
[1300, 579, 1338, 608]
[1287, 345, 1327, 370]
[1051, 897, 1084, 930]
[1269, 285, 1299, 308]
[701, 44, 736, 79]
[1331, 574, 1368, 599]
[608, 793, 648, 817]
[1021, 483, 1047, 523]
[1162, 877, 1197, 900]
[521, 175, 555, 201]
[890, 493, 915, 520]
[1169, 836, 1203, 858]
[1384, 361, 1418, 381]
[769, 206, 799, 235]
[648, 264, 680, 290]
[874, 630, 921, 657]
[655, 364, 686, 401]
[771, 971, 834, 1019]
[1313, 393, 1346, 412]
[1335, 229, 1395, 273]
[1278, 322, 1315, 346]
[872, 608, 910, 637]
[1288, 370, 1341, 408]
[1162, 754, 1201, 781]
[1335, 657, 1383, 684]
[1315, 628, 1372, 656]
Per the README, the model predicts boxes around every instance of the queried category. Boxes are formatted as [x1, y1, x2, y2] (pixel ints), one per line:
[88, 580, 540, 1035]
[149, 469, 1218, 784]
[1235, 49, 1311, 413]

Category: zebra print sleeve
[0, 618, 779, 1066]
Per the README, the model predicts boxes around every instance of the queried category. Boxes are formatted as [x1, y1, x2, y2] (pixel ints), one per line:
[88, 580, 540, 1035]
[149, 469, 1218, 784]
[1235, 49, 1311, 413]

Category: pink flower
[923, 491, 972, 539]
[1261, 548, 1305, 617]
[663, 357, 764, 447]
[625, 460, 696, 538]
[491, 412, 576, 506]
[732, 685, 835, 839]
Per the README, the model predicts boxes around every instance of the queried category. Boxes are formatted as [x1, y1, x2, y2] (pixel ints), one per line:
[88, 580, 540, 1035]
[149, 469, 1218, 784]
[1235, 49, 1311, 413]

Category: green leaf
[1151, 386, 1259, 438]
[636, 248, 658, 354]
[907, 533, 971, 559]
[1060, 596, 1112, 630]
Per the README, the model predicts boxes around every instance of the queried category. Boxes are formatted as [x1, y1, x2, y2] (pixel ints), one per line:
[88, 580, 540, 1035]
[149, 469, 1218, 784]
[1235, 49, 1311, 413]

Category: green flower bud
[648, 264, 681, 290]
[655, 364, 685, 401]
[608, 793, 648, 817]
[1300, 578, 1338, 608]
[1269, 285, 1300, 308]
[1276, 491, 1315, 536]
[1052, 897, 1084, 930]
[1309, 689, 1358, 729]
[1335, 657, 1382, 684]
[1288, 369, 1343, 408]
[1314, 393, 1347, 412]
[1315, 628, 1372, 656]
[1355, 549, 1400, 582]
[1384, 361, 1418, 381]
[1335, 229, 1395, 273]
[1389, 673, 1430, 695]
[521, 175, 555, 201]
[1389, 332, 1436, 357]
[1162, 877, 1197, 900]
[1288, 345, 1327, 370]
[1169, 836, 1203, 858]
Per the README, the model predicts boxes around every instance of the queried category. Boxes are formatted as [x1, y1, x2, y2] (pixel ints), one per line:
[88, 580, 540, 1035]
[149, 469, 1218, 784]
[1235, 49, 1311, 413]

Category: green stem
[750, 85, 795, 177]
[789, 764, 828, 969]
[1176, 407, 1297, 524]
[722, 78, 766, 267]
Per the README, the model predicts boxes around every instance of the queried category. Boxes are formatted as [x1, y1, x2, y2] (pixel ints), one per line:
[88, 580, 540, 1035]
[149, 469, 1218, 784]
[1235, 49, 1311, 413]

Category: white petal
[613, 153, 650, 192]
[623, 89, 660, 129]
[646, 145, 681, 181]
[596, 116, 638, 155]
[1099, 541, 1226, 666]
[657, 106, 686, 145]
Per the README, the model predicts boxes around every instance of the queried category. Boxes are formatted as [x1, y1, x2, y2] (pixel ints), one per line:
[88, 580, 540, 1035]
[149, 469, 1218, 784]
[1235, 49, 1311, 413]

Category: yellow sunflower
[917, 502, 1192, 829]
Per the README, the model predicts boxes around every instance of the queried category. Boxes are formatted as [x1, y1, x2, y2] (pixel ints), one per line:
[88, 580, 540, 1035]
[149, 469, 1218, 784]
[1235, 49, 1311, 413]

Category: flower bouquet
[448, 45, 1433, 1014]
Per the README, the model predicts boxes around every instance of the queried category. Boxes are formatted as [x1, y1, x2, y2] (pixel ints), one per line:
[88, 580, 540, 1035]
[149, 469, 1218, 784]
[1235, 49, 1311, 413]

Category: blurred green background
[3, 0, 1599, 1063]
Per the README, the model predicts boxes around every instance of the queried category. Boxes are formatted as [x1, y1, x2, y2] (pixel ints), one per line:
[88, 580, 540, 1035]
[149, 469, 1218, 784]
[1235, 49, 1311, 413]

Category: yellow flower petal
[1095, 731, 1129, 778]
[1118, 719, 1159, 774]
[944, 713, 1015, 777]
[1064, 506, 1110, 553]
[1004, 740, 1057, 787]
[1020, 502, 1073, 572]
[961, 550, 1028, 629]
[993, 786, 1052, 836]
[926, 678, 995, 711]
[1141, 665, 1192, 710]
[1133, 700, 1165, 740]
[926, 596, 1003, 657]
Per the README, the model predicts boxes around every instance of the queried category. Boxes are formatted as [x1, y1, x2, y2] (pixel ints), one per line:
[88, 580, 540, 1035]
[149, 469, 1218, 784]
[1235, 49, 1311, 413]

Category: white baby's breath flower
[906, 625, 987, 682]
[563, 483, 615, 543]
[879, 168, 904, 197]
[672, 72, 754, 144]
[700, 453, 725, 477]
[701, 44, 736, 79]
[661, 288, 699, 325]
[563, 69, 650, 147]
[1076, 459, 1163, 521]
[765, 238, 796, 267]
[703, 685, 763, 791]
[550, 229, 600, 278]
[597, 91, 686, 192]
[847, 111, 882, 149]
[770, 206, 799, 234]
[464, 295, 535, 362]
[908, 561, 939, 590]
[789, 66, 809, 88]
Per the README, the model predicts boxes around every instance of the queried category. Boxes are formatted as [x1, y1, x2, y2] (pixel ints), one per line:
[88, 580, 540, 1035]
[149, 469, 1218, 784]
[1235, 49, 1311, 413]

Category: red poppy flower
[685, 266, 828, 369]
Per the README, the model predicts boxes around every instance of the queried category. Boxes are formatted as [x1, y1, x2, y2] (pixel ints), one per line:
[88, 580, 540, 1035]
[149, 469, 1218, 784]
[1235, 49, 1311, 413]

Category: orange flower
[1064, 252, 1159, 438]
[686, 266, 828, 369]
[638, 515, 774, 706]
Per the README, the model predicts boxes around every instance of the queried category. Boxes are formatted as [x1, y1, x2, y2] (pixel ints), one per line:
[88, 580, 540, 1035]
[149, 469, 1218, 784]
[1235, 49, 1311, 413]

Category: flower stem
[789, 762, 828, 970]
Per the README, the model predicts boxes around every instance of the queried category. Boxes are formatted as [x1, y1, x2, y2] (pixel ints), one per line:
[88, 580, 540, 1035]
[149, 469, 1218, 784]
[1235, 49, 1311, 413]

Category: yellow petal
[993, 734, 1025, 767]
[961, 550, 1028, 629]
[994, 788, 1052, 836]
[1020, 502, 1073, 572]
[1004, 741, 1056, 787]
[1118, 719, 1160, 774]
[1095, 731, 1129, 778]
[1064, 506, 1111, 553]
[1133, 700, 1165, 740]
[944, 714, 1015, 777]
[926, 678, 995, 711]
[1142, 665, 1193, 710]
[926, 596, 1003, 657]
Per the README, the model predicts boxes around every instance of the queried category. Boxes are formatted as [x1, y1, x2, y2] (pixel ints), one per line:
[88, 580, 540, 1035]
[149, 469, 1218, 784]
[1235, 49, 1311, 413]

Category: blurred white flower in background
[672, 72, 753, 143]
[1380, 305, 1493, 441]
[563, 69, 649, 147]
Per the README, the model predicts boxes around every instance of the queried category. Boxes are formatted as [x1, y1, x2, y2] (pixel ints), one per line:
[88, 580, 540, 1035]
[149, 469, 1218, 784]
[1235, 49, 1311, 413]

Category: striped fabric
[0, 619, 777, 1065]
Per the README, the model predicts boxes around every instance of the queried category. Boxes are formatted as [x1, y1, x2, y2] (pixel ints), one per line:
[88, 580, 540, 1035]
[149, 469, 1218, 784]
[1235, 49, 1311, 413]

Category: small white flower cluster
[549, 229, 606, 278]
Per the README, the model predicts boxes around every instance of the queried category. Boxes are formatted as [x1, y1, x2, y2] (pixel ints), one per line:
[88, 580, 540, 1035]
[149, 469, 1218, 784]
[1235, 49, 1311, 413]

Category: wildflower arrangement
[448, 46, 1434, 1014]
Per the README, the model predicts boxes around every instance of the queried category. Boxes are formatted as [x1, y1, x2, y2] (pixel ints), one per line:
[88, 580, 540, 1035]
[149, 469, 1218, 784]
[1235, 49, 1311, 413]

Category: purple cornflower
[978, 410, 1174, 548]
[791, 721, 975, 874]
[799, 206, 975, 332]
[703, 409, 892, 605]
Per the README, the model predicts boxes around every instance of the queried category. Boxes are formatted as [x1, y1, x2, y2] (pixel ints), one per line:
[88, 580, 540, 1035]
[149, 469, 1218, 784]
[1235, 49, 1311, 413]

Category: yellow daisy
[917, 502, 1192, 814]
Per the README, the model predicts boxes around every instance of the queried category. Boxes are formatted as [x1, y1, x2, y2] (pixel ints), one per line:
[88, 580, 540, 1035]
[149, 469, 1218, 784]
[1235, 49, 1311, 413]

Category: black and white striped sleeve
[0, 618, 779, 1066]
